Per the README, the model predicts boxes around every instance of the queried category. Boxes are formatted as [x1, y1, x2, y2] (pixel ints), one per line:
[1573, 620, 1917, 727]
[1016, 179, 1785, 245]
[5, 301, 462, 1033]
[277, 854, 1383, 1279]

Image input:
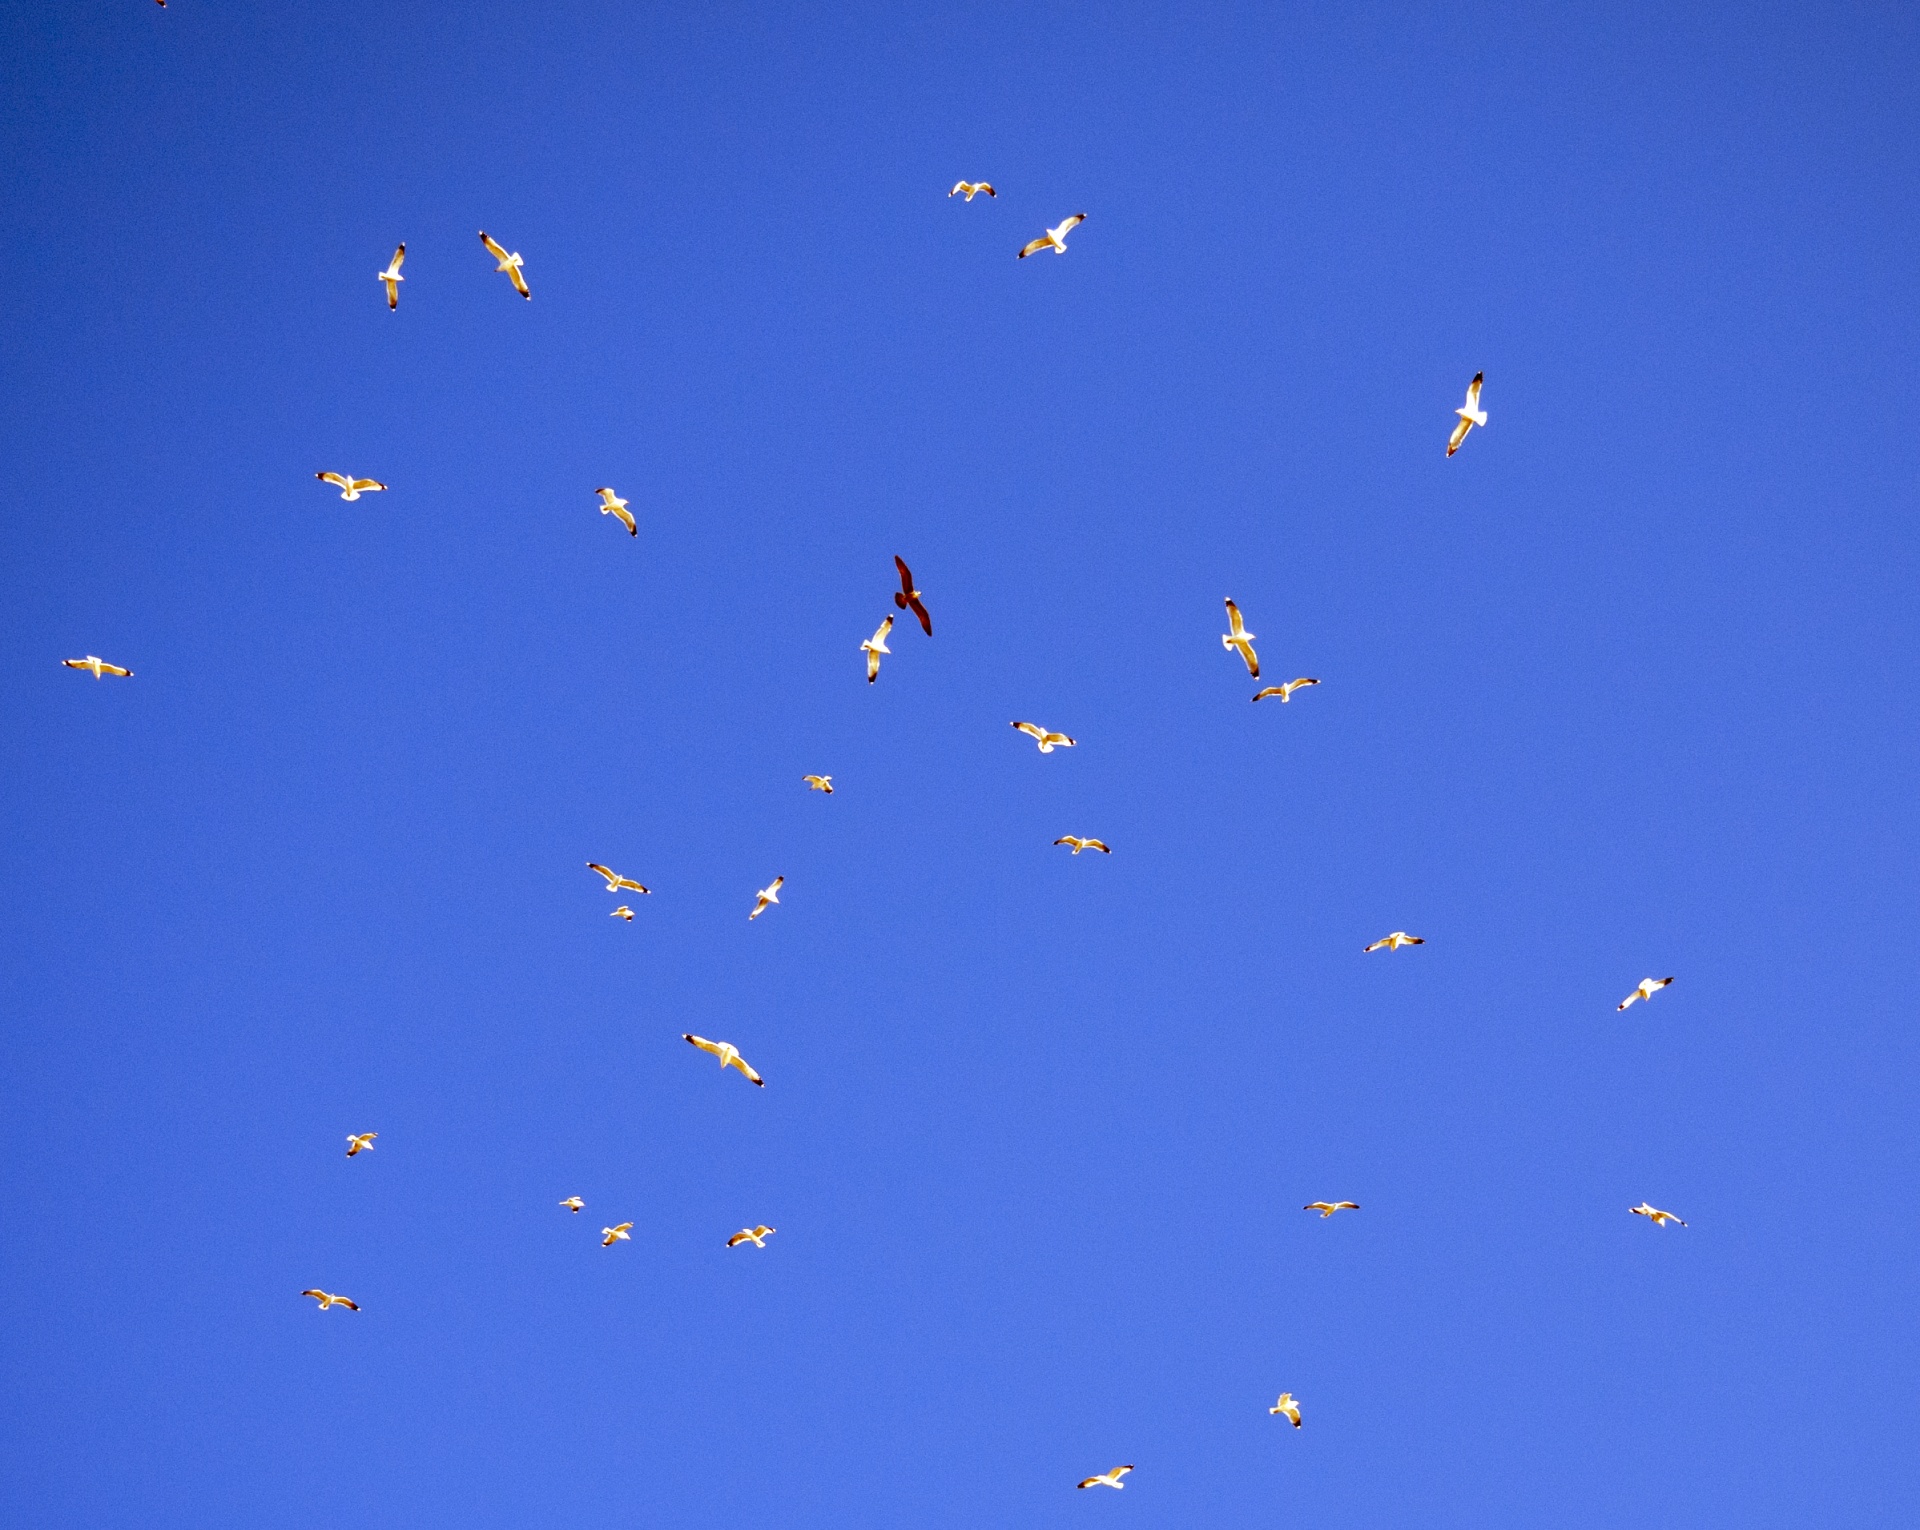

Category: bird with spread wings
[315, 472, 387, 501]
[602, 1223, 633, 1247]
[594, 487, 636, 536]
[1446, 372, 1486, 456]
[376, 243, 405, 310]
[1617, 977, 1674, 1011]
[893, 556, 932, 635]
[1304, 1201, 1360, 1218]
[1020, 213, 1086, 258]
[949, 181, 995, 200]
[345, 1133, 376, 1157]
[62, 656, 132, 679]
[479, 231, 530, 298]
[861, 616, 892, 683]
[1011, 721, 1075, 753]
[1269, 1393, 1303, 1426]
[683, 1033, 765, 1085]
[803, 775, 834, 794]
[727, 1225, 776, 1248]
[1253, 678, 1318, 703]
[1364, 932, 1424, 952]
[749, 877, 783, 920]
[587, 863, 649, 895]
[302, 1290, 359, 1311]
[1222, 598, 1259, 678]
[1054, 837, 1111, 855]
[1631, 1202, 1687, 1227]
[1077, 1466, 1133, 1491]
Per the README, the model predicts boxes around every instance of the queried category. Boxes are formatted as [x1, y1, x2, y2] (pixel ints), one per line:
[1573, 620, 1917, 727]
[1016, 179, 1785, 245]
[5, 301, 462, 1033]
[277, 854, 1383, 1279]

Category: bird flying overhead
[559, 1196, 584, 1213]
[1617, 977, 1674, 1011]
[1631, 1202, 1687, 1227]
[682, 1033, 765, 1085]
[1222, 598, 1259, 678]
[1364, 932, 1424, 952]
[1305, 1201, 1360, 1218]
[62, 656, 132, 679]
[1020, 213, 1086, 258]
[803, 775, 834, 794]
[893, 556, 932, 635]
[301, 1290, 358, 1311]
[861, 616, 893, 683]
[727, 1225, 776, 1248]
[594, 487, 636, 536]
[376, 243, 405, 310]
[315, 473, 387, 501]
[1011, 721, 1076, 753]
[1077, 1466, 1133, 1491]
[602, 1223, 633, 1247]
[750, 877, 784, 920]
[1446, 372, 1486, 456]
[949, 181, 996, 200]
[479, 231, 529, 298]
[610, 905, 635, 922]
[587, 863, 649, 895]
[1054, 836, 1111, 855]
[345, 1133, 376, 1157]
[1269, 1392, 1303, 1427]
[1253, 678, 1319, 703]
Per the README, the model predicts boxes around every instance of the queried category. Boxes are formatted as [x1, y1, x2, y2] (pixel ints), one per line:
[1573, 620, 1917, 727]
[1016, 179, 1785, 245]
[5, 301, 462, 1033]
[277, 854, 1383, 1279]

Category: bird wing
[1364, 939, 1389, 952]
[1465, 372, 1483, 410]
[1304, 1202, 1333, 1213]
[1233, 638, 1259, 678]
[684, 1033, 722, 1059]
[337, 1298, 360, 1310]
[611, 503, 637, 535]
[894, 555, 915, 597]
[1337, 1201, 1360, 1210]
[865, 645, 880, 682]
[1617, 991, 1639, 1010]
[302, 1290, 326, 1300]
[616, 876, 648, 893]
[508, 263, 530, 298]
[1084, 840, 1110, 853]
[316, 472, 350, 489]
[479, 230, 510, 262]
[728, 1231, 751, 1245]
[869, 615, 894, 646]
[587, 863, 618, 886]
[768, 877, 784, 893]
[978, 183, 995, 196]
[1446, 416, 1471, 455]
[384, 275, 399, 309]
[1012, 721, 1044, 740]
[350, 479, 386, 493]
[103, 663, 132, 677]
[1054, 214, 1087, 239]
[1018, 235, 1052, 259]
[1252, 687, 1284, 701]
[1224, 598, 1246, 638]
[390, 243, 405, 273]
[906, 594, 932, 636]
[1045, 732, 1076, 748]
[729, 1054, 765, 1085]
[1053, 837, 1078, 847]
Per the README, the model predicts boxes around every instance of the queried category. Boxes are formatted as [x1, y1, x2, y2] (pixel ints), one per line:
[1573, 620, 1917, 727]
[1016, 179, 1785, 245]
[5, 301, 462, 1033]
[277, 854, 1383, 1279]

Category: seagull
[62, 656, 132, 679]
[1020, 213, 1086, 258]
[376, 243, 405, 310]
[1269, 1392, 1303, 1427]
[1304, 1201, 1360, 1218]
[1011, 721, 1076, 753]
[1222, 598, 1259, 678]
[479, 231, 530, 298]
[602, 1222, 633, 1247]
[1617, 977, 1674, 1011]
[315, 473, 387, 501]
[345, 1133, 376, 1156]
[727, 1225, 776, 1248]
[1446, 372, 1486, 456]
[1253, 678, 1319, 703]
[610, 905, 635, 921]
[893, 556, 932, 635]
[1076, 1466, 1133, 1491]
[587, 863, 650, 895]
[682, 1033, 765, 1086]
[1631, 1202, 1687, 1228]
[1364, 932, 1424, 952]
[803, 775, 834, 794]
[559, 1196, 584, 1213]
[949, 181, 996, 200]
[750, 877, 784, 920]
[301, 1290, 359, 1311]
[1053, 836, 1111, 855]
[594, 487, 636, 536]
[861, 616, 893, 683]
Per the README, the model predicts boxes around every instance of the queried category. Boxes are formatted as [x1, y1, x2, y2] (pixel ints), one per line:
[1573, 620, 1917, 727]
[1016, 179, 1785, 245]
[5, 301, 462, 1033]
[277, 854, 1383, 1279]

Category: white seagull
[602, 1222, 633, 1247]
[1269, 1392, 1303, 1427]
[1630, 1202, 1687, 1228]
[345, 1133, 376, 1157]
[479, 231, 530, 298]
[949, 180, 996, 201]
[376, 243, 405, 310]
[1617, 976, 1674, 1011]
[587, 863, 650, 895]
[559, 1196, 585, 1213]
[727, 1225, 776, 1248]
[62, 656, 133, 679]
[1446, 372, 1486, 456]
[750, 877, 784, 920]
[1252, 678, 1319, 703]
[1020, 213, 1086, 258]
[682, 1033, 765, 1086]
[1053, 836, 1111, 855]
[1364, 932, 1424, 952]
[301, 1289, 359, 1311]
[803, 775, 834, 794]
[1076, 1466, 1133, 1491]
[315, 472, 387, 501]
[1222, 598, 1259, 678]
[861, 616, 893, 683]
[610, 905, 635, 922]
[1304, 1201, 1360, 1218]
[1011, 721, 1076, 753]
[595, 487, 636, 536]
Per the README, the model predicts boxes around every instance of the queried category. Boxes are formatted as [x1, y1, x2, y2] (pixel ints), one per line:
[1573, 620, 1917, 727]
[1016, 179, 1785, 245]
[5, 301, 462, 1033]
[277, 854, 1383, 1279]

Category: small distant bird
[479, 231, 530, 298]
[587, 863, 650, 895]
[559, 1196, 584, 1213]
[315, 472, 387, 501]
[727, 1225, 776, 1248]
[62, 656, 133, 679]
[682, 1033, 765, 1086]
[345, 1133, 376, 1157]
[1446, 372, 1486, 456]
[750, 877, 784, 920]
[1053, 836, 1110, 855]
[949, 181, 996, 200]
[301, 1290, 359, 1311]
[1269, 1392, 1303, 1427]
[376, 243, 405, 310]
[1304, 1201, 1360, 1218]
[1253, 678, 1319, 703]
[602, 1222, 633, 1247]
[594, 487, 636, 536]
[1631, 1202, 1687, 1228]
[861, 615, 893, 683]
[803, 775, 834, 794]
[1364, 932, 1424, 952]
[1020, 213, 1086, 258]
[893, 556, 932, 635]
[1011, 720, 1076, 753]
[1221, 598, 1260, 677]
[610, 905, 635, 921]
[1076, 1466, 1133, 1491]
[1617, 976, 1674, 1011]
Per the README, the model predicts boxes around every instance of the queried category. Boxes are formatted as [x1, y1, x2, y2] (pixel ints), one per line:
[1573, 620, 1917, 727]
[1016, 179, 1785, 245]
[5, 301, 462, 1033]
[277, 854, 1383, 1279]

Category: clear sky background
[2, 2, 1917, 1526]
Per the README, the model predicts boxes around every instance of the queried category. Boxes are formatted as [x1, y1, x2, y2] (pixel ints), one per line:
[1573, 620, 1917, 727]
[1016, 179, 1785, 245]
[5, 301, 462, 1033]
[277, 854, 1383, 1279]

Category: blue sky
[3, 2, 1918, 1526]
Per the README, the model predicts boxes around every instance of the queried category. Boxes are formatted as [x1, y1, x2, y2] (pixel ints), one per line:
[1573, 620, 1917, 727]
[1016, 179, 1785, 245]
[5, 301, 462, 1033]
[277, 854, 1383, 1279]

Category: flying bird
[1053, 836, 1111, 855]
[1364, 932, 1424, 952]
[803, 775, 834, 794]
[479, 231, 530, 297]
[62, 656, 132, 679]
[893, 556, 932, 635]
[1304, 1201, 1360, 1218]
[1020, 213, 1086, 258]
[1076, 1466, 1133, 1491]
[587, 863, 649, 895]
[1221, 598, 1259, 678]
[750, 877, 784, 920]
[345, 1133, 376, 1157]
[602, 1223, 633, 1247]
[861, 616, 893, 683]
[610, 905, 635, 922]
[376, 243, 405, 310]
[949, 181, 996, 200]
[1011, 721, 1076, 753]
[727, 1225, 776, 1248]
[315, 472, 387, 501]
[682, 1033, 765, 1086]
[594, 487, 636, 536]
[1617, 977, 1674, 1011]
[559, 1196, 584, 1213]
[1446, 372, 1486, 456]
[1631, 1202, 1687, 1228]
[301, 1290, 359, 1311]
[1269, 1392, 1303, 1427]
[1253, 678, 1319, 703]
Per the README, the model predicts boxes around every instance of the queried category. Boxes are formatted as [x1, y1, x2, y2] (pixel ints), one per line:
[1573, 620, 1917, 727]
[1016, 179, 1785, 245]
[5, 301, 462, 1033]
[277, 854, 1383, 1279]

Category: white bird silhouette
[682, 1033, 765, 1086]
[376, 243, 405, 310]
[594, 487, 636, 536]
[949, 181, 996, 200]
[62, 656, 133, 679]
[610, 905, 635, 922]
[315, 473, 387, 501]
[602, 1222, 633, 1247]
[1020, 213, 1086, 258]
[301, 1289, 359, 1311]
[1631, 1202, 1687, 1228]
[1269, 1392, 1303, 1427]
[1617, 977, 1674, 1011]
[1053, 836, 1110, 855]
[1446, 372, 1486, 456]
[861, 616, 893, 684]
[727, 1225, 776, 1248]
[1304, 1201, 1360, 1218]
[1252, 678, 1319, 703]
[1364, 932, 1424, 952]
[345, 1133, 376, 1157]
[750, 877, 784, 920]
[803, 775, 834, 794]
[1077, 1466, 1133, 1490]
[559, 1196, 584, 1213]
[587, 863, 649, 895]
[1011, 721, 1076, 753]
[1222, 598, 1259, 678]
[479, 231, 529, 298]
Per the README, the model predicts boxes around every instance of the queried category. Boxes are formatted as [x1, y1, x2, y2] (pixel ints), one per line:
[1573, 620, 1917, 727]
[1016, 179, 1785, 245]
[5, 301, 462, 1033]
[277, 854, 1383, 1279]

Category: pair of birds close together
[862, 557, 934, 682]
[588, 861, 783, 921]
[370, 232, 529, 312]
[1221, 598, 1321, 701]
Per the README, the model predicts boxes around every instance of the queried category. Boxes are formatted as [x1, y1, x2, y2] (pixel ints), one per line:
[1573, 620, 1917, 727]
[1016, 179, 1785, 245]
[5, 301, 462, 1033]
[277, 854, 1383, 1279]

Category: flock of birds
[59, 175, 1692, 1491]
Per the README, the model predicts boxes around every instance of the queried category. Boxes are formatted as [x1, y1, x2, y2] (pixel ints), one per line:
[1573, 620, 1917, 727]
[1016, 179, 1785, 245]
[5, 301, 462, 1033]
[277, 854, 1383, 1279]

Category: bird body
[1617, 976, 1674, 1011]
[345, 1133, 376, 1156]
[1305, 1200, 1360, 1218]
[1252, 678, 1319, 703]
[1077, 1466, 1133, 1491]
[949, 181, 996, 200]
[479, 231, 530, 297]
[1020, 213, 1086, 258]
[62, 656, 133, 679]
[602, 1222, 633, 1247]
[315, 473, 387, 501]
[1222, 598, 1259, 678]
[750, 877, 784, 920]
[1054, 836, 1111, 855]
[1269, 1392, 1303, 1427]
[559, 1196, 584, 1213]
[587, 863, 650, 895]
[301, 1290, 359, 1311]
[594, 487, 636, 536]
[376, 243, 405, 309]
[893, 556, 932, 635]
[861, 616, 893, 683]
[1446, 372, 1486, 455]
[1011, 721, 1076, 753]
[727, 1225, 776, 1248]
[683, 1033, 765, 1086]
[1631, 1202, 1687, 1227]
[803, 775, 834, 794]
[1364, 932, 1424, 952]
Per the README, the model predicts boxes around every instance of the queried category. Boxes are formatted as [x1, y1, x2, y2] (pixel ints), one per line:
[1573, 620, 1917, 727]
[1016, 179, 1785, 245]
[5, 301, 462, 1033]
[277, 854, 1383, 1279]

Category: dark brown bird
[893, 556, 932, 636]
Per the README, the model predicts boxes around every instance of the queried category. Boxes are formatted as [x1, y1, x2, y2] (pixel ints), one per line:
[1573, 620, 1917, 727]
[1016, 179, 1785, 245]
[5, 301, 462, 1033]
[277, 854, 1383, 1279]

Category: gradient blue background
[3, 3, 1917, 1526]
